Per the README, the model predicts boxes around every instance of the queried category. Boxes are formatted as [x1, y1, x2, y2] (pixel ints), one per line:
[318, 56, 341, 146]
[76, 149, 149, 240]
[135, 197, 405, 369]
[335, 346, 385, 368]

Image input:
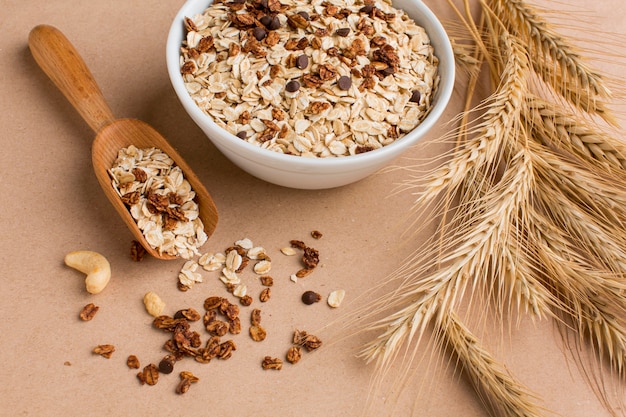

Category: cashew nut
[143, 291, 165, 317]
[64, 251, 111, 294]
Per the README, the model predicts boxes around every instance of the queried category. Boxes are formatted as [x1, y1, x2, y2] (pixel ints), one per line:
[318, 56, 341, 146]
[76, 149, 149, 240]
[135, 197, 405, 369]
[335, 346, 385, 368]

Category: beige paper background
[1, 0, 625, 416]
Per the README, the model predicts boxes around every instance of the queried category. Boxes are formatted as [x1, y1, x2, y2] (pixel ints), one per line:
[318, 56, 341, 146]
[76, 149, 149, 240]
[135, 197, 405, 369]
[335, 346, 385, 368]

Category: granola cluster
[180, 0, 439, 157]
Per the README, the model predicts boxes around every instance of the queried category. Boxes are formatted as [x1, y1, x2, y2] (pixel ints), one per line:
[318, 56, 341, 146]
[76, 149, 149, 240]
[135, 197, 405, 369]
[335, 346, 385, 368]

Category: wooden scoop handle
[29, 24, 116, 133]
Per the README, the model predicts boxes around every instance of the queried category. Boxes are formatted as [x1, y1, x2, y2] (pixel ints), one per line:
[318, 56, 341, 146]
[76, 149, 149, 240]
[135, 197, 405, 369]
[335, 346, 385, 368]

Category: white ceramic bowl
[166, 0, 455, 189]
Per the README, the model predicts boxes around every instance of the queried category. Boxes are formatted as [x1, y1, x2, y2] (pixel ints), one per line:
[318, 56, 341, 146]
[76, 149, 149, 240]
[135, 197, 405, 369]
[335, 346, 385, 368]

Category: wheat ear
[523, 96, 626, 170]
[439, 311, 545, 417]
[412, 33, 528, 209]
[361, 140, 537, 370]
[527, 206, 626, 377]
[529, 161, 626, 276]
[488, 0, 611, 99]
[529, 63, 617, 126]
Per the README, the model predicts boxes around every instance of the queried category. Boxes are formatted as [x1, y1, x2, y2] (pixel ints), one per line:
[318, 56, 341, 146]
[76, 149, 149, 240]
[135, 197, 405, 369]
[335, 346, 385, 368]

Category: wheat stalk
[356, 0, 626, 416]
[439, 311, 545, 417]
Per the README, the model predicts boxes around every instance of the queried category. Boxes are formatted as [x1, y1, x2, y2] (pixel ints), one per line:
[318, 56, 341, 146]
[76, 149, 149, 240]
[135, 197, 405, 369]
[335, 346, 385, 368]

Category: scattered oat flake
[260, 287, 271, 302]
[233, 284, 247, 298]
[127, 355, 140, 369]
[79, 303, 99, 321]
[250, 325, 267, 342]
[240, 295, 253, 306]
[177, 371, 199, 394]
[247, 246, 267, 260]
[225, 249, 243, 271]
[280, 247, 297, 256]
[253, 260, 272, 274]
[141, 363, 159, 386]
[286, 346, 302, 364]
[327, 289, 346, 308]
[260, 276, 274, 286]
[235, 238, 253, 250]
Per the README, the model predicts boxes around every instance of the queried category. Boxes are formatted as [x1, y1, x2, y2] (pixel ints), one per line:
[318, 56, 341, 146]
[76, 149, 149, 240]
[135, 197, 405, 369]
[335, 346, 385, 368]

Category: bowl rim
[166, 0, 455, 170]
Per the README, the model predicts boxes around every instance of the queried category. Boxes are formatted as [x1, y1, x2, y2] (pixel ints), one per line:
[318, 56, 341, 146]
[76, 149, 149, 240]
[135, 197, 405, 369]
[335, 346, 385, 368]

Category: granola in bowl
[179, 0, 440, 158]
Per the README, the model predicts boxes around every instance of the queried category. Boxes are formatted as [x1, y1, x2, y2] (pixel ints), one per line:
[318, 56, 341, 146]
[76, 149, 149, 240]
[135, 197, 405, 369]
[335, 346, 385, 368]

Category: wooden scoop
[28, 24, 218, 260]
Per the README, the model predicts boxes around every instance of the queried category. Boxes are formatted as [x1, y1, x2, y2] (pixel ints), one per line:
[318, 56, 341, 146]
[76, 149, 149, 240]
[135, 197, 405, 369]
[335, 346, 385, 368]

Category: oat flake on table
[179, 0, 439, 157]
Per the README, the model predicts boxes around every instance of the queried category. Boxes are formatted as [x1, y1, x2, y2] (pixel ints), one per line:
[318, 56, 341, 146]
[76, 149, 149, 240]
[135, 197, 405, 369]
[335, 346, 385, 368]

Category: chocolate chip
[337, 75, 352, 91]
[158, 356, 176, 374]
[285, 80, 301, 92]
[260, 15, 273, 28]
[409, 90, 421, 103]
[335, 28, 350, 37]
[382, 67, 395, 76]
[360, 4, 374, 13]
[253, 26, 267, 41]
[269, 16, 281, 30]
[296, 54, 309, 69]
[301, 291, 321, 305]
[236, 131, 247, 139]
[297, 11, 310, 21]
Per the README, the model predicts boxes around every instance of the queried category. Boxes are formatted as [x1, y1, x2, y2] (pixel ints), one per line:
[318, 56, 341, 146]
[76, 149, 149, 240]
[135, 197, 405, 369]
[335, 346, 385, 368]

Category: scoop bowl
[29, 24, 218, 260]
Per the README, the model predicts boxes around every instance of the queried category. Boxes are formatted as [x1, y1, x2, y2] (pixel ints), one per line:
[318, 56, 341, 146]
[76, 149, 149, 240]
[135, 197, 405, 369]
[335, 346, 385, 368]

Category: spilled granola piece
[79, 303, 99, 321]
[262, 356, 283, 370]
[93, 344, 115, 358]
[293, 329, 322, 351]
[127, 355, 140, 369]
